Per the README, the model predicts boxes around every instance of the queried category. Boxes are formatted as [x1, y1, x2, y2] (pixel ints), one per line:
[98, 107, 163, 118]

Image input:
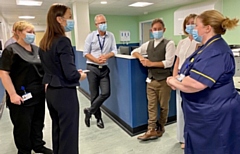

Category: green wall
[137, 6, 182, 45]
[222, 0, 240, 45]
[137, 0, 239, 45]
[89, 14, 139, 44]
[73, 0, 239, 46]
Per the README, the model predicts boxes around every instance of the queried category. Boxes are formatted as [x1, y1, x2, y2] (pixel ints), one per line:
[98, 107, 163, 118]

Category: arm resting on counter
[132, 52, 144, 60]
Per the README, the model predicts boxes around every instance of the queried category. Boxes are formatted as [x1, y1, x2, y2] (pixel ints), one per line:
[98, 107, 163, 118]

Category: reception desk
[74, 50, 176, 136]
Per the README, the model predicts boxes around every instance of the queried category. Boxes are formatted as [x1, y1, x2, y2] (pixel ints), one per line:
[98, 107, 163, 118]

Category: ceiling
[0, 0, 209, 25]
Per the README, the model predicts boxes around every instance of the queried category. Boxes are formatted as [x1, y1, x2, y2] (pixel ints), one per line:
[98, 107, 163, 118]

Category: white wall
[0, 15, 11, 44]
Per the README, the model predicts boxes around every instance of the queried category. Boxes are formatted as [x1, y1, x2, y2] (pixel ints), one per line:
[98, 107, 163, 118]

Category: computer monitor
[130, 46, 138, 52]
[119, 46, 130, 55]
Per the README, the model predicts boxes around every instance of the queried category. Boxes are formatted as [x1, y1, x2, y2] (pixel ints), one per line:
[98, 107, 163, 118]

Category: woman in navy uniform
[167, 10, 240, 154]
[39, 4, 86, 154]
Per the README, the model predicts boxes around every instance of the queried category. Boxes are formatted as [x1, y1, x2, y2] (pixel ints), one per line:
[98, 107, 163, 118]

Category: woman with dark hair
[39, 4, 86, 154]
[167, 10, 240, 153]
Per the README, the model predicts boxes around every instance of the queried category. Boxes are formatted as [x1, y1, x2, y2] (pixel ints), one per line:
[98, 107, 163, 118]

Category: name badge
[22, 93, 33, 101]
[146, 77, 152, 83]
[177, 74, 185, 82]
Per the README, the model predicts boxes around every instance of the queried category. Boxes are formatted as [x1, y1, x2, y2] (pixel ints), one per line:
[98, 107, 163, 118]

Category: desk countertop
[115, 54, 148, 59]
[234, 77, 240, 90]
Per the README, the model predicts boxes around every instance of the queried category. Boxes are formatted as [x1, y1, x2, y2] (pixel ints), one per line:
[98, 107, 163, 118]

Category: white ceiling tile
[0, 0, 208, 25]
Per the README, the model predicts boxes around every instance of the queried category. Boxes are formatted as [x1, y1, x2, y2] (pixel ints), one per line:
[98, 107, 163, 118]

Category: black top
[0, 43, 44, 106]
[39, 36, 80, 87]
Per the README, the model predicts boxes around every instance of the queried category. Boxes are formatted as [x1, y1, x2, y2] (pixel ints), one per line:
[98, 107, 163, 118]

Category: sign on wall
[120, 31, 130, 42]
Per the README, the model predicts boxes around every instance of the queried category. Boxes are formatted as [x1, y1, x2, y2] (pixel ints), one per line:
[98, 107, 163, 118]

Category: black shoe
[34, 146, 53, 154]
[84, 108, 91, 127]
[97, 118, 104, 129]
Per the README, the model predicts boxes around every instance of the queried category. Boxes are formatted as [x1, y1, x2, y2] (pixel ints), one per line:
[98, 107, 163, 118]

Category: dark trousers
[8, 99, 45, 154]
[87, 64, 111, 119]
[46, 86, 79, 154]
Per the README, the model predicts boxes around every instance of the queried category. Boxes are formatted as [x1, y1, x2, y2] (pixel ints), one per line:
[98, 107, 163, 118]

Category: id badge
[146, 77, 152, 83]
[177, 74, 185, 82]
[22, 93, 33, 101]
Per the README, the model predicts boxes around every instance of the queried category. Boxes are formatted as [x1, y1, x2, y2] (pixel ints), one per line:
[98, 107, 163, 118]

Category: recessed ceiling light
[101, 1, 107, 4]
[16, 0, 42, 6]
[18, 16, 35, 19]
[129, 2, 153, 7]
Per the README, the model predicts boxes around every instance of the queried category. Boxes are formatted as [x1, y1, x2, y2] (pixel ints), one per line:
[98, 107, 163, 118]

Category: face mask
[99, 23, 107, 32]
[152, 30, 163, 39]
[24, 33, 35, 44]
[185, 24, 195, 35]
[192, 29, 202, 42]
[64, 19, 74, 32]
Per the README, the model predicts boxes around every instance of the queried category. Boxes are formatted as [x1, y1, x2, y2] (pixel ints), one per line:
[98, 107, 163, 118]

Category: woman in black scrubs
[0, 21, 52, 154]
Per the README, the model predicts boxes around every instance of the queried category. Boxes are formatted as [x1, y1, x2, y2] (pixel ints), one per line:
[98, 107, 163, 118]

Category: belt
[87, 63, 107, 69]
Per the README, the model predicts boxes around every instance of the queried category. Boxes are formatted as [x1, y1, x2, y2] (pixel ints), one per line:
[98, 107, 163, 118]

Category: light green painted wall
[137, 0, 240, 45]
[72, 0, 239, 46]
[222, 0, 240, 45]
[137, 6, 182, 45]
[89, 14, 139, 44]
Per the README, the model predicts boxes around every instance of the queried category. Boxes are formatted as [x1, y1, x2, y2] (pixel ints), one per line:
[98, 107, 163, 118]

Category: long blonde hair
[198, 10, 239, 35]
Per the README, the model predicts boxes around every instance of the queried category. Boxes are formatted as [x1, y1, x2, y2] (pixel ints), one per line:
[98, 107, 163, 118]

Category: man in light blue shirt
[83, 14, 117, 129]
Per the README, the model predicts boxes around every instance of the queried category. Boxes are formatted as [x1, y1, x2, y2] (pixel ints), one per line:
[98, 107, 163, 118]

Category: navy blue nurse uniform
[180, 34, 240, 154]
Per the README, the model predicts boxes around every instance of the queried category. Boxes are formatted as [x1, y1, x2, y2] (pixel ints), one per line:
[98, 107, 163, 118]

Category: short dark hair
[151, 18, 165, 28]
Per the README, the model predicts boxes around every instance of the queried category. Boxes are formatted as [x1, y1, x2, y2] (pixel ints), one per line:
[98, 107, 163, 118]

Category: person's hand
[166, 76, 176, 90]
[10, 93, 23, 105]
[140, 58, 152, 67]
[79, 72, 87, 81]
[45, 84, 48, 92]
[98, 55, 107, 64]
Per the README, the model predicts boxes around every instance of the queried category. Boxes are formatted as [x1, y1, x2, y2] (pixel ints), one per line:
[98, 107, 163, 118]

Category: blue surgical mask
[152, 30, 163, 39]
[64, 19, 74, 32]
[185, 24, 195, 35]
[24, 33, 35, 44]
[99, 23, 107, 32]
[192, 29, 202, 42]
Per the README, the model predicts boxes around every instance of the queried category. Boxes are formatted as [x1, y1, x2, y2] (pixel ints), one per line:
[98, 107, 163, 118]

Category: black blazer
[39, 36, 80, 87]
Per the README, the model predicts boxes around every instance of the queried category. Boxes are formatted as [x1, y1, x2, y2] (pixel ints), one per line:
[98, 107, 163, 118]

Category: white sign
[120, 31, 130, 42]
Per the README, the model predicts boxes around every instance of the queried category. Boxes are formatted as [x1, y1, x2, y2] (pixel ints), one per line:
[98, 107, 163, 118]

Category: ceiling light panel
[18, 16, 35, 19]
[129, 2, 153, 7]
[16, 0, 43, 6]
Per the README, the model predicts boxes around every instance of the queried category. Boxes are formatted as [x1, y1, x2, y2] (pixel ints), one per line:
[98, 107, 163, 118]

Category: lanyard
[182, 37, 221, 75]
[97, 35, 105, 53]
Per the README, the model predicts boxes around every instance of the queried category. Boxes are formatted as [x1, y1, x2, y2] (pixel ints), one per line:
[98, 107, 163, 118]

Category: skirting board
[78, 87, 176, 136]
